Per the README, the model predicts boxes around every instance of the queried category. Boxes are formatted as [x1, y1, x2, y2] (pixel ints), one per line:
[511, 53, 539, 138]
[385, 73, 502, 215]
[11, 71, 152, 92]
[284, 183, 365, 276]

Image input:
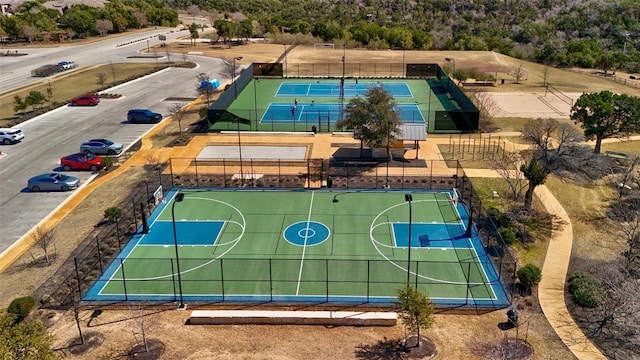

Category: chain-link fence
[37, 159, 515, 309]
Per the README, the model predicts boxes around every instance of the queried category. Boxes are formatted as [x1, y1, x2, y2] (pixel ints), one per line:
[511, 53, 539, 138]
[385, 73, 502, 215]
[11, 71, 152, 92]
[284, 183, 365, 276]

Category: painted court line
[296, 191, 315, 296]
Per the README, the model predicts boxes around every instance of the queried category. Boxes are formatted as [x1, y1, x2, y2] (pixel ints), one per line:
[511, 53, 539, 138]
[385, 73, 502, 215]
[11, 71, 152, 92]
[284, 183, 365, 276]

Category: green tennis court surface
[85, 189, 509, 307]
[216, 78, 455, 132]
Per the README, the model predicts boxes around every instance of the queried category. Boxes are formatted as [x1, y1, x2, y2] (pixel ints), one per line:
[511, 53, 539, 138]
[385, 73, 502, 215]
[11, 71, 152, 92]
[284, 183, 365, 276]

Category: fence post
[95, 236, 103, 273]
[269, 259, 273, 302]
[120, 258, 128, 301]
[195, 159, 199, 187]
[74, 258, 83, 298]
[170, 158, 174, 186]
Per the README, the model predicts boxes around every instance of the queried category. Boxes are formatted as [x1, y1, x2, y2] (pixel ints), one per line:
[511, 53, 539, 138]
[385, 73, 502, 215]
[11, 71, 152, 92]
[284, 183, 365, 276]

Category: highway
[0, 29, 230, 256]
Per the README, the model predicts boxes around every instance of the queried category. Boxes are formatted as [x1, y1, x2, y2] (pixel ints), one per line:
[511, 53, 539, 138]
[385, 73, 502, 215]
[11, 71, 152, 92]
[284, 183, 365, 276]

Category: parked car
[57, 61, 76, 70]
[27, 173, 80, 192]
[0, 128, 24, 144]
[80, 139, 123, 155]
[60, 153, 103, 171]
[70, 94, 100, 106]
[127, 109, 163, 124]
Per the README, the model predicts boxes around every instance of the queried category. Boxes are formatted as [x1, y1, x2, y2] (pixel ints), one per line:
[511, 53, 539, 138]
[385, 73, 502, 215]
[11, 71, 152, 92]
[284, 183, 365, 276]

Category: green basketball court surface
[85, 189, 509, 307]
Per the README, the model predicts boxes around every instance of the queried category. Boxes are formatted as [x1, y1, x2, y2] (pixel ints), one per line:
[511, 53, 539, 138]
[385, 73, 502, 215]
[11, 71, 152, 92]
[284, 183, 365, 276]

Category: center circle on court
[284, 221, 330, 246]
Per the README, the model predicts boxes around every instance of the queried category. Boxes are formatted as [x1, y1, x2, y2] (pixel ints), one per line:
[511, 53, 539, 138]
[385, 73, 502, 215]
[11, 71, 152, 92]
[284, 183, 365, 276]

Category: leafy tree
[0, 313, 59, 360]
[520, 158, 549, 211]
[26, 91, 46, 112]
[59, 5, 98, 37]
[188, 22, 199, 45]
[396, 284, 435, 348]
[13, 95, 28, 114]
[517, 263, 542, 292]
[336, 86, 401, 157]
[570, 91, 640, 154]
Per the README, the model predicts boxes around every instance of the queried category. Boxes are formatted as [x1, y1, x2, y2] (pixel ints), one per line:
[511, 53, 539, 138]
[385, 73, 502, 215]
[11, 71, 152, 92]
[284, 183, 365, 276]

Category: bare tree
[187, 4, 200, 18]
[470, 91, 497, 127]
[96, 72, 107, 87]
[196, 73, 216, 106]
[511, 65, 528, 84]
[522, 118, 584, 171]
[30, 225, 56, 265]
[20, 25, 39, 43]
[109, 61, 117, 84]
[128, 302, 156, 354]
[170, 103, 187, 135]
[96, 19, 113, 36]
[543, 66, 550, 87]
[491, 151, 527, 200]
[133, 12, 147, 28]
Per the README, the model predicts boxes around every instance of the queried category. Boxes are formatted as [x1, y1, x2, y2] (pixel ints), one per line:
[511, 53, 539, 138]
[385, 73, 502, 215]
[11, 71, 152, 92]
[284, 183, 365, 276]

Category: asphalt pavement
[0, 36, 229, 256]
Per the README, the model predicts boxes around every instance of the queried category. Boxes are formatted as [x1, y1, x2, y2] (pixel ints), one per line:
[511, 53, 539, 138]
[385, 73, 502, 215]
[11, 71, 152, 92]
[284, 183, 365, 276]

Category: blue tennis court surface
[261, 103, 425, 124]
[277, 81, 413, 98]
[138, 221, 224, 246]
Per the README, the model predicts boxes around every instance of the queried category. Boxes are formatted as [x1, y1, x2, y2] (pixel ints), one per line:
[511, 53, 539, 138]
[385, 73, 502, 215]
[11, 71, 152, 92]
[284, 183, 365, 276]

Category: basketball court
[84, 189, 510, 307]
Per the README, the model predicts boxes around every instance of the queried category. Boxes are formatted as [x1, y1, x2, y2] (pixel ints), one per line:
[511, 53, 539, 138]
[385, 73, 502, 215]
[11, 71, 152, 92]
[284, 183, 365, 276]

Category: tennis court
[262, 103, 425, 124]
[217, 78, 451, 132]
[85, 189, 509, 307]
[276, 81, 413, 97]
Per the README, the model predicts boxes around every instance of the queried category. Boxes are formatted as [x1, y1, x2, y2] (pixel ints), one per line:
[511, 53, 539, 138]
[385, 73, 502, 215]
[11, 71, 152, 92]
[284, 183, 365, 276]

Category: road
[0, 32, 230, 256]
[0, 27, 190, 93]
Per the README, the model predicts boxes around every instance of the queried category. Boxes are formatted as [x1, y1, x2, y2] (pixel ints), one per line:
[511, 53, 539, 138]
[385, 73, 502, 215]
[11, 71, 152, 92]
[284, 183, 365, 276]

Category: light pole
[253, 78, 258, 125]
[171, 192, 186, 309]
[385, 120, 392, 189]
[232, 56, 243, 99]
[445, 57, 456, 86]
[340, 44, 346, 122]
[405, 194, 413, 284]
[235, 118, 244, 186]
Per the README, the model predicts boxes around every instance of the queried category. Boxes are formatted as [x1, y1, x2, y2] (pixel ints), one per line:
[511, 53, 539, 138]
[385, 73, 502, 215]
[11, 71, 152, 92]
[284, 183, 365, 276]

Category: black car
[127, 109, 163, 124]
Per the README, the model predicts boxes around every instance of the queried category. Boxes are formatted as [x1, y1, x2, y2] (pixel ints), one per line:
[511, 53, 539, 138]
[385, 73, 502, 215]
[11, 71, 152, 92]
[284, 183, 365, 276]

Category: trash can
[507, 308, 518, 326]
[501, 79, 505, 85]
[326, 176, 333, 188]
[312, 125, 317, 134]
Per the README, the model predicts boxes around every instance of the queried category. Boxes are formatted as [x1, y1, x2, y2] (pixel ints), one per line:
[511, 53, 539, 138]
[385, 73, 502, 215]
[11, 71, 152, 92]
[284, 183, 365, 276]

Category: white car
[0, 128, 24, 144]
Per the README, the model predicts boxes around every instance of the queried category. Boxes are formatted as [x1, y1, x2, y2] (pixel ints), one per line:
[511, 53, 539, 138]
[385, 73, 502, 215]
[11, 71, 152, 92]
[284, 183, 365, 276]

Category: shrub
[487, 207, 511, 228]
[517, 263, 542, 290]
[101, 156, 115, 169]
[568, 271, 600, 308]
[7, 296, 35, 323]
[498, 227, 516, 245]
[103, 206, 122, 223]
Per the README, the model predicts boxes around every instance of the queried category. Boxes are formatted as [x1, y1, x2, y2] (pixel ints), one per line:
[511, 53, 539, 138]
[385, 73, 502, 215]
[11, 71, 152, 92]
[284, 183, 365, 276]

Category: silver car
[27, 173, 80, 192]
[80, 139, 124, 155]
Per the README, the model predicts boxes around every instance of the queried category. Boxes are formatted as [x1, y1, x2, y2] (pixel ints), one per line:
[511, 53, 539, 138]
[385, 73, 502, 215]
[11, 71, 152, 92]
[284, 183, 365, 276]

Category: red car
[60, 153, 103, 171]
[70, 94, 100, 106]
